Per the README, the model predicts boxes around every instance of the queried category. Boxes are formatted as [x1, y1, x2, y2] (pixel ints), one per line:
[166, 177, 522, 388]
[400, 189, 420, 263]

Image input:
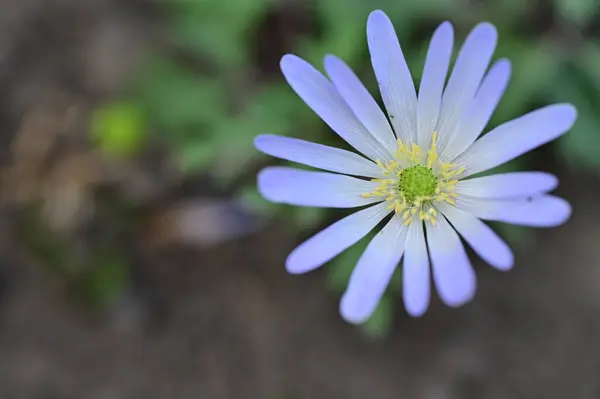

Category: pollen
[361, 132, 463, 225]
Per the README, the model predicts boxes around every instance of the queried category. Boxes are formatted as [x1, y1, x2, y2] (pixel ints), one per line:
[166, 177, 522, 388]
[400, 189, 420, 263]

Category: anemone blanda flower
[254, 10, 577, 324]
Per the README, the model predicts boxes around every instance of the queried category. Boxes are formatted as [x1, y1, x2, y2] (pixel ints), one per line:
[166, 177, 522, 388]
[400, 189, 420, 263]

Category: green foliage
[90, 100, 147, 158]
[327, 233, 372, 292]
[492, 38, 561, 126]
[554, 0, 597, 25]
[18, 205, 131, 309]
[360, 295, 394, 339]
[554, 47, 600, 171]
[78, 253, 129, 309]
[237, 185, 278, 216]
[168, 0, 268, 70]
[18, 204, 77, 277]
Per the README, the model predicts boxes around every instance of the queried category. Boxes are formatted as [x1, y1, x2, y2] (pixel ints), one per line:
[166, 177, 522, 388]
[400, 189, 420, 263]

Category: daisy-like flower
[254, 10, 576, 323]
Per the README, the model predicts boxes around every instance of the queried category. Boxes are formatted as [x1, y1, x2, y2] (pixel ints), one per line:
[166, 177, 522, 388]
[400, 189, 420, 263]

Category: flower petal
[437, 22, 497, 153]
[324, 55, 397, 152]
[257, 167, 381, 208]
[457, 171, 558, 199]
[367, 10, 417, 143]
[438, 203, 513, 271]
[254, 134, 383, 178]
[417, 21, 454, 148]
[454, 104, 577, 177]
[340, 214, 407, 324]
[402, 221, 430, 316]
[286, 202, 392, 274]
[280, 54, 390, 162]
[426, 216, 477, 307]
[443, 59, 511, 160]
[456, 195, 572, 227]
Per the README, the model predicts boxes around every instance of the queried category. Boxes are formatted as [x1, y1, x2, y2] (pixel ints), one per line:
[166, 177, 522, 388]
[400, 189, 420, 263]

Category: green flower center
[398, 165, 438, 204]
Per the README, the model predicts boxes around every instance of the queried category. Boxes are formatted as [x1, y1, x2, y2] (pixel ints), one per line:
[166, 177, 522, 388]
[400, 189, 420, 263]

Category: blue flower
[254, 10, 577, 323]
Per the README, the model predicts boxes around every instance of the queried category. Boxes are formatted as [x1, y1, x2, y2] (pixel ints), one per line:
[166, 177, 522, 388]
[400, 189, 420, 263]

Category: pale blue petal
[426, 216, 477, 307]
[257, 167, 382, 208]
[438, 203, 513, 271]
[443, 59, 511, 160]
[457, 172, 558, 199]
[367, 10, 417, 143]
[286, 202, 392, 274]
[402, 221, 430, 316]
[280, 54, 391, 162]
[254, 134, 383, 178]
[456, 195, 572, 227]
[324, 55, 397, 152]
[417, 21, 454, 148]
[454, 104, 577, 177]
[437, 23, 497, 153]
[340, 214, 407, 324]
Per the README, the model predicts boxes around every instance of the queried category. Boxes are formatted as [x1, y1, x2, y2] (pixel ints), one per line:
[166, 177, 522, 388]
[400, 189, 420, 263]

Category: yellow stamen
[360, 130, 464, 225]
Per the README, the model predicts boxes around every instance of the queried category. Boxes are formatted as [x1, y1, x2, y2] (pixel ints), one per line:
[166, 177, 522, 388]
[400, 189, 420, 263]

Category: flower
[254, 10, 577, 324]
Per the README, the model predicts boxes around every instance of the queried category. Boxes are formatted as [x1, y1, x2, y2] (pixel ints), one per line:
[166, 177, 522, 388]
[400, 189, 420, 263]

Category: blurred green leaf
[492, 39, 560, 126]
[326, 232, 373, 292]
[579, 42, 600, 92]
[168, 0, 268, 69]
[178, 139, 218, 172]
[136, 57, 227, 134]
[488, 0, 530, 24]
[359, 294, 393, 339]
[371, 0, 456, 28]
[551, 61, 600, 170]
[80, 254, 129, 309]
[208, 85, 302, 183]
[492, 222, 533, 247]
[18, 206, 76, 276]
[311, 0, 368, 62]
[388, 264, 404, 293]
[292, 206, 328, 230]
[236, 185, 279, 217]
[554, 0, 597, 26]
[241, 85, 300, 137]
[90, 101, 147, 158]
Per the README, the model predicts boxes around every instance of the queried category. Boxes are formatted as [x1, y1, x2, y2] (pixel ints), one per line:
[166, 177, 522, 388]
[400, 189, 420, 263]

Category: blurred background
[0, 0, 599, 397]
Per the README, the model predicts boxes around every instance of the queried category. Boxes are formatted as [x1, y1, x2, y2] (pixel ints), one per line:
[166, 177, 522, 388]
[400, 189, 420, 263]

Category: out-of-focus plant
[18, 202, 132, 309]
[91, 0, 600, 337]
[91, 101, 147, 158]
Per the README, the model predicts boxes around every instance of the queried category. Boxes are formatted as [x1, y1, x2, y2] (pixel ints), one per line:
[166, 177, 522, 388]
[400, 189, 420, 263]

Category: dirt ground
[0, 1, 599, 399]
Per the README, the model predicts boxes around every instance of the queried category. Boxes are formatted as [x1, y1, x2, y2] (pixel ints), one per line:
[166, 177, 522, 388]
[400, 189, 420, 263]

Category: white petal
[437, 23, 497, 153]
[367, 10, 417, 143]
[340, 214, 407, 324]
[438, 203, 513, 271]
[457, 172, 558, 199]
[402, 221, 430, 316]
[417, 22, 454, 148]
[324, 55, 397, 152]
[254, 134, 383, 178]
[286, 202, 391, 274]
[257, 167, 381, 208]
[454, 104, 577, 177]
[280, 54, 391, 161]
[443, 59, 511, 160]
[426, 216, 477, 307]
[456, 195, 572, 227]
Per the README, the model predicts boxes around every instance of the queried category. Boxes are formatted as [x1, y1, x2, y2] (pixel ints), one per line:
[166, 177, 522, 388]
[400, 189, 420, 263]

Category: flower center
[398, 165, 438, 204]
[361, 132, 464, 225]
